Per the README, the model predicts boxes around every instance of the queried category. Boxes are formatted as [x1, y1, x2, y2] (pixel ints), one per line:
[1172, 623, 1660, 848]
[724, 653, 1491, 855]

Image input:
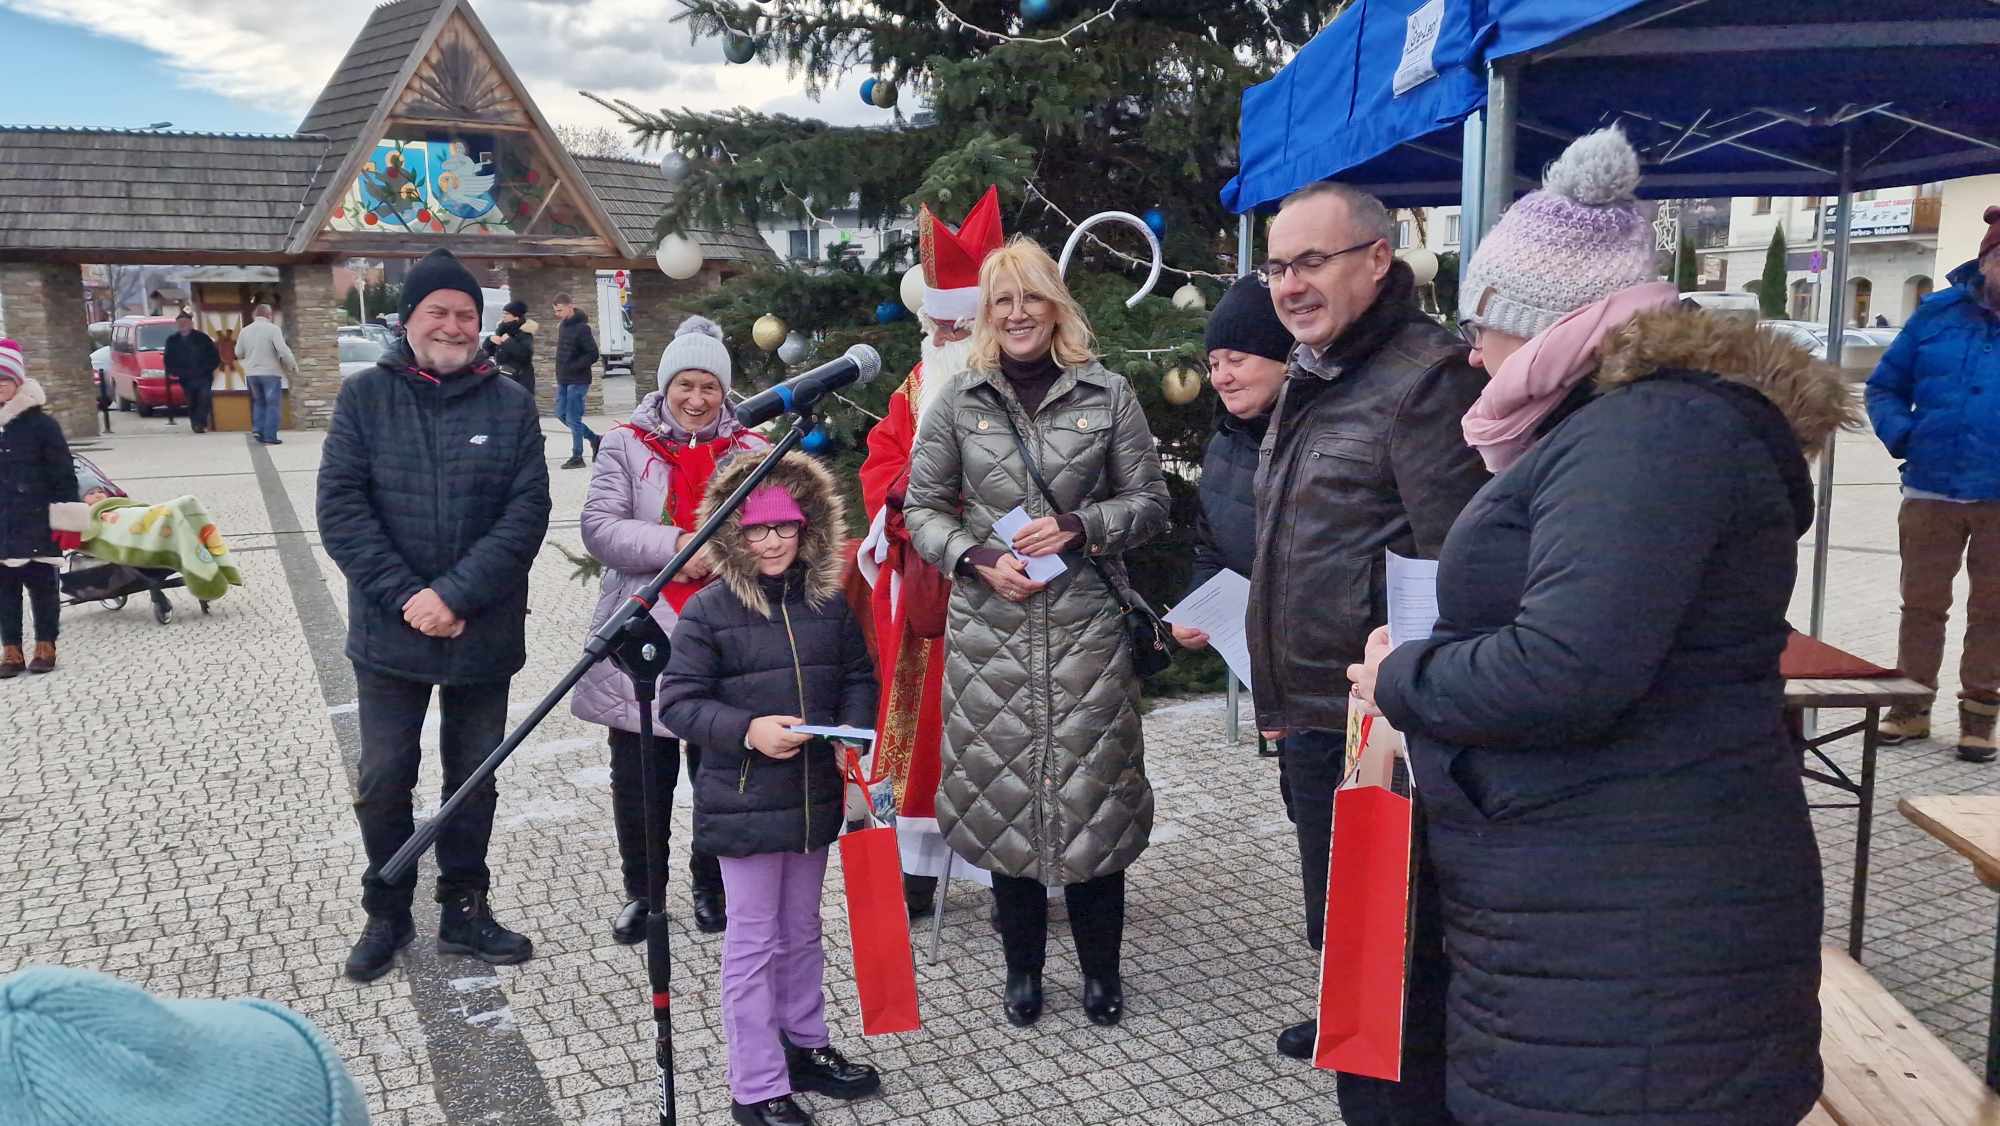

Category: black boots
[1083, 975, 1123, 1026]
[692, 885, 728, 934]
[731, 1096, 812, 1125]
[612, 898, 646, 945]
[438, 891, 534, 965]
[784, 1040, 881, 1100]
[1277, 1018, 1317, 1060]
[344, 913, 414, 982]
[1004, 969, 1043, 1027]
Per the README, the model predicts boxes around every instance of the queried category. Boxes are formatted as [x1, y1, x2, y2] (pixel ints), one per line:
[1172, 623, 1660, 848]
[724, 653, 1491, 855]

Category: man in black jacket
[1245, 183, 1487, 1121]
[480, 300, 537, 397]
[551, 293, 600, 469]
[318, 249, 552, 983]
[162, 312, 220, 433]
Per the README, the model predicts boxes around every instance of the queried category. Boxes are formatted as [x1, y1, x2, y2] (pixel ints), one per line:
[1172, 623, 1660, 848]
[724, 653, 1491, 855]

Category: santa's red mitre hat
[918, 185, 1004, 324]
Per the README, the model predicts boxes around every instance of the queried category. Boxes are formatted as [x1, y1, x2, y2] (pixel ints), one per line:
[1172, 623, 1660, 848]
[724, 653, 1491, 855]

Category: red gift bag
[838, 749, 921, 1035]
[1314, 705, 1416, 1081]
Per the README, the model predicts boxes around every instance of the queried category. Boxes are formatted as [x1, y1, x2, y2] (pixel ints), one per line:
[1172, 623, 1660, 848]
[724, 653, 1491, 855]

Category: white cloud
[0, 0, 895, 138]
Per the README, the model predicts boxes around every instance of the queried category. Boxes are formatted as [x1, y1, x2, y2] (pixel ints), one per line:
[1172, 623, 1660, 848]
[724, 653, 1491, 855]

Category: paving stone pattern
[1, 403, 1993, 1124]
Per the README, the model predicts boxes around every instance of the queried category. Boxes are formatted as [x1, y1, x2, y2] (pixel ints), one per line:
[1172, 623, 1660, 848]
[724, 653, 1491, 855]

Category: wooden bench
[1814, 947, 2000, 1124]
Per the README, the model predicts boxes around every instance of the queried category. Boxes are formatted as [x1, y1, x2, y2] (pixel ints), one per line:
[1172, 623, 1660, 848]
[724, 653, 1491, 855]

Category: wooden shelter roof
[0, 0, 770, 268]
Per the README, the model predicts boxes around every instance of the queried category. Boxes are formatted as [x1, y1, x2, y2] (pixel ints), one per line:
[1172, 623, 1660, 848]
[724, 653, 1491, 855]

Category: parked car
[339, 323, 396, 350]
[1681, 290, 1760, 327]
[1760, 319, 1887, 381]
[107, 315, 186, 415]
[339, 335, 386, 379]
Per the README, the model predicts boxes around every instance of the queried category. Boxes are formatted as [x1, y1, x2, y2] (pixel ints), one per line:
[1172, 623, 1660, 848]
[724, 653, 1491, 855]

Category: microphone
[733, 344, 883, 428]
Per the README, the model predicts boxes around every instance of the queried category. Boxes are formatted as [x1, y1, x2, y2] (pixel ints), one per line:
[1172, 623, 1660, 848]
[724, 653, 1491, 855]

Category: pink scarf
[1461, 281, 1681, 472]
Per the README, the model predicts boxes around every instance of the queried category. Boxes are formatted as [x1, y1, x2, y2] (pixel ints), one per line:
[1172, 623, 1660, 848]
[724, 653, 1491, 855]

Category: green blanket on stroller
[70, 496, 243, 601]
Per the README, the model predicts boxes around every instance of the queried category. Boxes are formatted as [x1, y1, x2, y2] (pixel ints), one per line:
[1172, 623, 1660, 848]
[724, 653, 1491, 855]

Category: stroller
[58, 453, 210, 626]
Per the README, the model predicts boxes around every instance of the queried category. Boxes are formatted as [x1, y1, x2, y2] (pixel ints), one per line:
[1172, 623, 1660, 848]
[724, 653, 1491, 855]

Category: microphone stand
[378, 410, 818, 1126]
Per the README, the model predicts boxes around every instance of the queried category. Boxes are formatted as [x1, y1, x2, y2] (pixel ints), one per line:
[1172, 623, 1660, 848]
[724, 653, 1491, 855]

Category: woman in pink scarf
[1347, 127, 1855, 1126]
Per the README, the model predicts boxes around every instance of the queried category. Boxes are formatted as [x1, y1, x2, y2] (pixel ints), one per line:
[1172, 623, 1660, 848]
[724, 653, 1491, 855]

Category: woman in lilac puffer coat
[571, 316, 766, 942]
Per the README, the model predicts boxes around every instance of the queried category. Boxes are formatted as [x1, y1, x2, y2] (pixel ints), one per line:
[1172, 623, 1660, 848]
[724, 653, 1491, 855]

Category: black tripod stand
[378, 412, 818, 1125]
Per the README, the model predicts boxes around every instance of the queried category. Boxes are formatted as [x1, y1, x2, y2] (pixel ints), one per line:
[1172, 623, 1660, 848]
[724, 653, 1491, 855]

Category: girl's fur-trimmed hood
[0, 377, 47, 429]
[1595, 308, 1859, 456]
[697, 452, 846, 619]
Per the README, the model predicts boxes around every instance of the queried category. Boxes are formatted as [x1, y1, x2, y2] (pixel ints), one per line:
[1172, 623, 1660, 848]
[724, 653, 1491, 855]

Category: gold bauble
[1163, 365, 1202, 406]
[752, 314, 788, 352]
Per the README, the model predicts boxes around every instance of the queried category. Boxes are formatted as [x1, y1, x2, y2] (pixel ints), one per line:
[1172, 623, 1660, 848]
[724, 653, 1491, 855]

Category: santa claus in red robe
[856, 186, 1004, 915]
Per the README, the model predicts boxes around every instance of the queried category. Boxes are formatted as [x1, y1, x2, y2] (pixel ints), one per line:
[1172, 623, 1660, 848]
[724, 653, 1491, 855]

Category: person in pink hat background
[0, 338, 80, 677]
[657, 451, 884, 1126]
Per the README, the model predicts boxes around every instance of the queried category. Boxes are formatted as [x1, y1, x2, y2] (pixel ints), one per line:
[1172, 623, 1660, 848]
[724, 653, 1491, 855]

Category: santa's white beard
[916, 332, 976, 422]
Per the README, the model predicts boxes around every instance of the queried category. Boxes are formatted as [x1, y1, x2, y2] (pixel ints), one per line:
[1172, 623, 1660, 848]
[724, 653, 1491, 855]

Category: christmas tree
[590, 1, 1325, 682]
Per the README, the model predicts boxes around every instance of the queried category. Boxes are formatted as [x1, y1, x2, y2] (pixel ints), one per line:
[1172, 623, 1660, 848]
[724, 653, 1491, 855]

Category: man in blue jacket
[318, 249, 553, 980]
[1865, 205, 2000, 763]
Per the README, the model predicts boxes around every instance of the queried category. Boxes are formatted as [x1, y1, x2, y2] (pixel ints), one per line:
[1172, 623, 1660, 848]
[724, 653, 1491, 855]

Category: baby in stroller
[55, 454, 241, 626]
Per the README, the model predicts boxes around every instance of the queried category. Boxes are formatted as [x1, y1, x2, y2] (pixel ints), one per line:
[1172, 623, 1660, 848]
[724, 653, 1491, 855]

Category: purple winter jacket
[569, 392, 767, 733]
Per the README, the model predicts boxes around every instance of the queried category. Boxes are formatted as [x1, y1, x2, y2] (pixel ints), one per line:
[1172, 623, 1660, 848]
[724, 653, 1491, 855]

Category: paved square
[2, 388, 1993, 1124]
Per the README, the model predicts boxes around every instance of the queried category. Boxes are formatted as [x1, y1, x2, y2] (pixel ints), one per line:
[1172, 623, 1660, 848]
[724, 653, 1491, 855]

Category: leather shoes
[692, 886, 727, 934]
[1004, 969, 1043, 1027]
[1082, 975, 1123, 1026]
[611, 898, 646, 945]
[1276, 1018, 1316, 1060]
[785, 1040, 881, 1100]
[730, 1095, 813, 1125]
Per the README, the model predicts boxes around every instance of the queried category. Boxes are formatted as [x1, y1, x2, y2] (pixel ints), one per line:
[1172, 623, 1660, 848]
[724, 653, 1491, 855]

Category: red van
[109, 316, 186, 416]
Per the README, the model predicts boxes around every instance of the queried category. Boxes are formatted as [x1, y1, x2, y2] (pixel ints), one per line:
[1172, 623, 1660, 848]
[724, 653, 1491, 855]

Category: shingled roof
[572, 156, 774, 266]
[0, 127, 335, 256]
[0, 0, 768, 266]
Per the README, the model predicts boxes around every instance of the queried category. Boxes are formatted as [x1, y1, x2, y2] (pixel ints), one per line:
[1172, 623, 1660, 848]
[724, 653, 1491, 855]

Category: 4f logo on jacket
[469, 434, 489, 445]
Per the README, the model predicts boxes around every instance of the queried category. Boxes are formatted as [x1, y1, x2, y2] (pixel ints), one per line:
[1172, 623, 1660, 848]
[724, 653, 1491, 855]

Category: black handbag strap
[997, 407, 1136, 610]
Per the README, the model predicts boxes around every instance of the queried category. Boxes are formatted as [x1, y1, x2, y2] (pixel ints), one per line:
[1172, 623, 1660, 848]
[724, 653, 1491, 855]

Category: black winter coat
[1375, 312, 1847, 1126]
[163, 330, 220, 383]
[661, 568, 876, 858]
[481, 321, 535, 394]
[0, 383, 78, 559]
[1185, 411, 1264, 593]
[316, 342, 551, 685]
[554, 311, 599, 386]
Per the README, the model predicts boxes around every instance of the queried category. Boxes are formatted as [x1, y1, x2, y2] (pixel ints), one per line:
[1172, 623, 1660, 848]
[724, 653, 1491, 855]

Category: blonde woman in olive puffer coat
[904, 237, 1170, 1030]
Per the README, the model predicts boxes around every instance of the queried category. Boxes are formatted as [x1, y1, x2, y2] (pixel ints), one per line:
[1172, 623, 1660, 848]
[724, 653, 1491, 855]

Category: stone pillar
[278, 263, 344, 430]
[507, 265, 601, 419]
[0, 262, 98, 437]
[627, 265, 723, 394]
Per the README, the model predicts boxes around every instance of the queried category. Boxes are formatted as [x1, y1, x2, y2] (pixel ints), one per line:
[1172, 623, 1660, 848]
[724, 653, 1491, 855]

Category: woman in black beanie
[482, 300, 537, 396]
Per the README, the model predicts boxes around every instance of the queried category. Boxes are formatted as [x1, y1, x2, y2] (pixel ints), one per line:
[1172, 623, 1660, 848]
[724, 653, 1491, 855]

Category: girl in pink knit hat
[0, 338, 81, 677]
[657, 451, 884, 1126]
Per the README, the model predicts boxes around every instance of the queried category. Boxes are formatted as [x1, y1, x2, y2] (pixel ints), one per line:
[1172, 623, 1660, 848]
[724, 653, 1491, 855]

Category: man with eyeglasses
[1244, 182, 1486, 1124]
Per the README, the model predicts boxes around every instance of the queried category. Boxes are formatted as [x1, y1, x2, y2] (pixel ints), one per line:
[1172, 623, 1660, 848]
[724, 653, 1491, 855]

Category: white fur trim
[0, 378, 46, 429]
[48, 502, 91, 533]
[921, 285, 979, 324]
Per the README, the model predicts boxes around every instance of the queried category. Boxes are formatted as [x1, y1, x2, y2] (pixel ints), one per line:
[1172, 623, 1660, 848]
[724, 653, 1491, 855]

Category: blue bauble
[875, 300, 905, 324]
[1142, 207, 1166, 239]
[860, 78, 878, 105]
[801, 425, 830, 453]
[723, 32, 759, 65]
[1021, 0, 1056, 25]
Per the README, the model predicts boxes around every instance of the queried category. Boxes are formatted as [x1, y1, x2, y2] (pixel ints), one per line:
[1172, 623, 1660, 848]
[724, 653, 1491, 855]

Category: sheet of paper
[992, 505, 1069, 583]
[1162, 568, 1255, 691]
[789, 724, 877, 743]
[1386, 551, 1440, 649]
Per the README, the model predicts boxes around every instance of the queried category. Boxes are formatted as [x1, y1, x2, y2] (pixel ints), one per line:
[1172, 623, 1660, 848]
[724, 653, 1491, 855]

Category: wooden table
[1899, 795, 2000, 1094]
[1785, 676, 1934, 961]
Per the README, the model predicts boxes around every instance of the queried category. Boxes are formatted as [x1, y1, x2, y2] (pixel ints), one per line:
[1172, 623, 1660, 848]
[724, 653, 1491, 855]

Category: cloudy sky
[0, 0, 892, 142]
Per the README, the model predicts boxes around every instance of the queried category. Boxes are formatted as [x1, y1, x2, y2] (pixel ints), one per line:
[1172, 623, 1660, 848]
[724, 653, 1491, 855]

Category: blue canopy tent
[1225, 0, 2000, 637]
